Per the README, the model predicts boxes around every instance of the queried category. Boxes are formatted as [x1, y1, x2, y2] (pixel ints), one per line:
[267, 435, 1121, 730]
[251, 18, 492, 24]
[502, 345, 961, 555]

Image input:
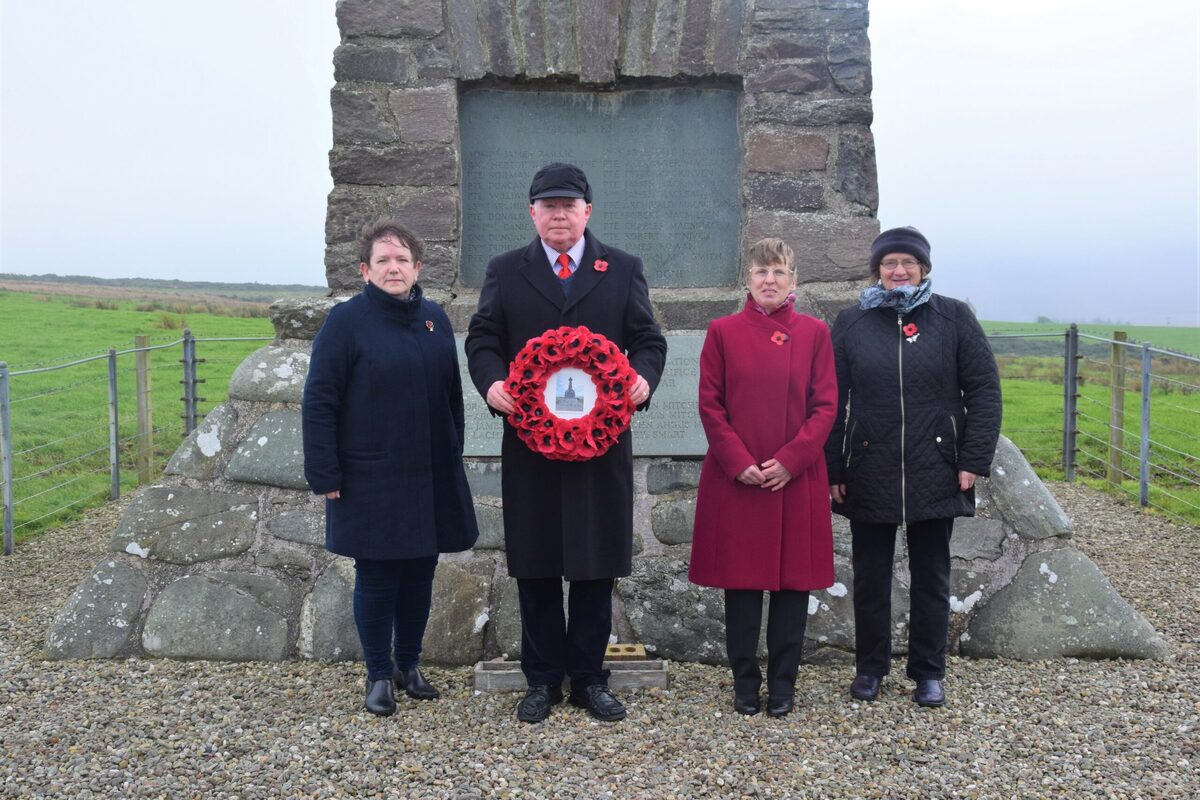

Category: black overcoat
[465, 231, 667, 580]
[302, 282, 479, 560]
[824, 294, 1002, 525]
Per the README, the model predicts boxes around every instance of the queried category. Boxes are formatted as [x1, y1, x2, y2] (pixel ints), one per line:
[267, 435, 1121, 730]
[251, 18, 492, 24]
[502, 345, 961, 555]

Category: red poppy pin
[593, 259, 608, 273]
[903, 322, 919, 343]
[771, 331, 789, 346]
[426, 320, 434, 332]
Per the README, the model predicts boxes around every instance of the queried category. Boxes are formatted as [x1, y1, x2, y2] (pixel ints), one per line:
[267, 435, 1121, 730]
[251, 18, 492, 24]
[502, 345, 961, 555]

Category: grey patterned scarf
[858, 279, 932, 314]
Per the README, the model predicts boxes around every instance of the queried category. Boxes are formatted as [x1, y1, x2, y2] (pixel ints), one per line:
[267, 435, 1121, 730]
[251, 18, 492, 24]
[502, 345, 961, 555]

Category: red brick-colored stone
[744, 129, 830, 173]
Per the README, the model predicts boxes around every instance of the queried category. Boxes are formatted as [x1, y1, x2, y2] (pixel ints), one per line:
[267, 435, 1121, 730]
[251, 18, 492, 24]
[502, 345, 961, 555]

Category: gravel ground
[1, 483, 1197, 799]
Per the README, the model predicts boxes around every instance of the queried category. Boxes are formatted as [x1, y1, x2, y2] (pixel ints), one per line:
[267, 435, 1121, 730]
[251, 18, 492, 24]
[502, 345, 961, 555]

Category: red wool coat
[688, 300, 838, 591]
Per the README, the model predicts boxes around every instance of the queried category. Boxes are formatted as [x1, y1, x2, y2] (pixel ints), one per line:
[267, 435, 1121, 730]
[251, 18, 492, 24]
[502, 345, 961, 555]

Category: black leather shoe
[733, 693, 760, 716]
[914, 679, 945, 708]
[364, 677, 397, 716]
[516, 685, 563, 723]
[568, 684, 626, 722]
[394, 666, 439, 700]
[766, 695, 794, 717]
[850, 674, 882, 701]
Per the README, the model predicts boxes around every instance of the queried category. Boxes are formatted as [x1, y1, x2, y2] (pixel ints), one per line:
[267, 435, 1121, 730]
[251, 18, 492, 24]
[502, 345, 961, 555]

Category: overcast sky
[2, 1, 1196, 326]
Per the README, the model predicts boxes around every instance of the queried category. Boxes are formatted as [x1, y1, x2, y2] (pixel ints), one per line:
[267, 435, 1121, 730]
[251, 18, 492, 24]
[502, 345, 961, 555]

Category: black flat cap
[529, 162, 592, 203]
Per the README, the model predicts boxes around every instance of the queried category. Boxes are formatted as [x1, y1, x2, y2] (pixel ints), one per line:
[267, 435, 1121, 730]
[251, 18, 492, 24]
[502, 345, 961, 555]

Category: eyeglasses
[749, 266, 792, 280]
[879, 258, 922, 271]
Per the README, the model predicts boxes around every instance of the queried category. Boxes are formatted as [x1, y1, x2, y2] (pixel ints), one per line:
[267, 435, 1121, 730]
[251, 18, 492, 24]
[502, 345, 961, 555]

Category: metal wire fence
[0, 331, 272, 553]
[988, 325, 1200, 527]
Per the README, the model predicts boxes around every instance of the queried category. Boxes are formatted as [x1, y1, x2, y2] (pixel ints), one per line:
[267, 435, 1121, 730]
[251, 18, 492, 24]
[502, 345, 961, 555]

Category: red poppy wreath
[504, 326, 636, 461]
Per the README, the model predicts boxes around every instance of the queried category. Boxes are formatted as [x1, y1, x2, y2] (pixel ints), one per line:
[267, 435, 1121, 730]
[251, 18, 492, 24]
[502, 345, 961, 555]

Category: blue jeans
[353, 556, 438, 681]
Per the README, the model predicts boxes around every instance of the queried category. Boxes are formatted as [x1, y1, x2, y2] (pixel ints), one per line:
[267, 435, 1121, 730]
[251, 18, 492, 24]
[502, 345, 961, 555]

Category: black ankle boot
[364, 678, 397, 716]
[395, 665, 439, 700]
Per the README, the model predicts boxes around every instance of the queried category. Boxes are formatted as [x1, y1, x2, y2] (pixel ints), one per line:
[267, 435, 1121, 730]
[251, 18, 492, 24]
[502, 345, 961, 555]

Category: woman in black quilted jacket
[825, 226, 1001, 708]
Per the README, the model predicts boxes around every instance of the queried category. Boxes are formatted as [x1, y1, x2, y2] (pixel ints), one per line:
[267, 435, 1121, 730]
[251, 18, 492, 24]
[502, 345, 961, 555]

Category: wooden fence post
[1107, 331, 1127, 485]
[135, 335, 153, 485]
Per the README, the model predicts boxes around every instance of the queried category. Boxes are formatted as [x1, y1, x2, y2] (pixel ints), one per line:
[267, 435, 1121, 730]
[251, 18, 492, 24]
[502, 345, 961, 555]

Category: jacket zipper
[897, 314, 907, 527]
[843, 414, 856, 469]
[950, 415, 959, 462]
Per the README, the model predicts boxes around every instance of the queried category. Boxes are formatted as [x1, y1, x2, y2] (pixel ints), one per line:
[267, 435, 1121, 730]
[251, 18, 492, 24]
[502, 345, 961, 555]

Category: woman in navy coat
[302, 219, 478, 717]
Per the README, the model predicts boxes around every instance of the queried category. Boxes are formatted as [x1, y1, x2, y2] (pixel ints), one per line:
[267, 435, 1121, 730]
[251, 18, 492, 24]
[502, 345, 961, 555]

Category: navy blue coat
[302, 282, 479, 560]
[465, 231, 667, 580]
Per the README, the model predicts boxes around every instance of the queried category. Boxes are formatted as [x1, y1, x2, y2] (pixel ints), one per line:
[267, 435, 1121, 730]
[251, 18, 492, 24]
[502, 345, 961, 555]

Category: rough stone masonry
[47, 0, 1166, 667]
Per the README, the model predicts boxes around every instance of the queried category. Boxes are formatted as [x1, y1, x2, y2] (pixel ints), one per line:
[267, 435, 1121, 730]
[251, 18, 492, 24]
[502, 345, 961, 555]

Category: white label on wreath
[543, 368, 598, 419]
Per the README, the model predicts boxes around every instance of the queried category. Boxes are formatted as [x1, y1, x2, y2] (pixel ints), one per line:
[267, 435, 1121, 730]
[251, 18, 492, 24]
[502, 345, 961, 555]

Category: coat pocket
[843, 419, 872, 470]
[933, 414, 959, 465]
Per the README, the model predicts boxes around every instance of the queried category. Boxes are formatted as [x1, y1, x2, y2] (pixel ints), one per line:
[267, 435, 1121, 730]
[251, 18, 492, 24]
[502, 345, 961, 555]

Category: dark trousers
[517, 577, 614, 691]
[724, 589, 810, 700]
[353, 556, 438, 681]
[850, 517, 953, 681]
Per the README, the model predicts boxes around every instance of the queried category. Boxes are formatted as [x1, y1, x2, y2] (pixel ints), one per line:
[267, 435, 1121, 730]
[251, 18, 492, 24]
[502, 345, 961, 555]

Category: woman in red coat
[689, 238, 838, 717]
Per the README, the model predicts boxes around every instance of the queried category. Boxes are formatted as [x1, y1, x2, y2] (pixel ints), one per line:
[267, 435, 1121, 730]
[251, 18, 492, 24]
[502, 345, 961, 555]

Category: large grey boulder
[618, 553, 726, 664]
[473, 501, 504, 550]
[646, 461, 701, 494]
[301, 558, 361, 661]
[268, 297, 345, 340]
[45, 559, 147, 659]
[225, 410, 307, 490]
[142, 573, 289, 661]
[962, 549, 1169, 660]
[804, 557, 855, 650]
[488, 573, 522, 658]
[108, 486, 258, 565]
[228, 345, 311, 403]
[422, 559, 492, 665]
[164, 404, 238, 479]
[650, 495, 696, 545]
[980, 436, 1072, 540]
[950, 517, 1008, 561]
[268, 510, 325, 546]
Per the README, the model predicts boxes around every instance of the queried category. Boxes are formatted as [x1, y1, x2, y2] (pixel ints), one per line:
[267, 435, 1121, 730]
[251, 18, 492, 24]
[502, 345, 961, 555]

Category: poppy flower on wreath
[505, 325, 635, 461]
[771, 331, 788, 346]
[593, 259, 609, 273]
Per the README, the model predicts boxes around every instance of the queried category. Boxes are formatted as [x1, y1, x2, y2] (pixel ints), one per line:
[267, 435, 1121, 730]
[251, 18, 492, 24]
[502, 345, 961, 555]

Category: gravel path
[2, 484, 1196, 799]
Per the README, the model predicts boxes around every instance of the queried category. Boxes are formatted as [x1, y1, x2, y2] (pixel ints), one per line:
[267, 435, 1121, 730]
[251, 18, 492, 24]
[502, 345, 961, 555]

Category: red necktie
[556, 253, 572, 280]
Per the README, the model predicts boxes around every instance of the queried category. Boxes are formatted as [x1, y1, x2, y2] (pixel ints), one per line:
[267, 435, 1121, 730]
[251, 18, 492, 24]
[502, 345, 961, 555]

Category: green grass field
[3, 287, 1197, 543]
[1, 289, 274, 541]
[981, 320, 1200, 356]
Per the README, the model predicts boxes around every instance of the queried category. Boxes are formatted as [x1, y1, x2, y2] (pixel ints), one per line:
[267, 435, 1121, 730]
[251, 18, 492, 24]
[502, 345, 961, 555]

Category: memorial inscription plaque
[459, 334, 707, 457]
[459, 89, 740, 289]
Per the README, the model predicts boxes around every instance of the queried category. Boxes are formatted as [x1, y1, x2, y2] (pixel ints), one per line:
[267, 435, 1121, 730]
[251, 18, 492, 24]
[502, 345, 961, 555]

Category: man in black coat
[466, 163, 667, 722]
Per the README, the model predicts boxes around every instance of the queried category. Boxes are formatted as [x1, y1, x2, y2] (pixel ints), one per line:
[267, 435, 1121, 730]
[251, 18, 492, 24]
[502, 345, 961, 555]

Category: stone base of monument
[473, 655, 669, 693]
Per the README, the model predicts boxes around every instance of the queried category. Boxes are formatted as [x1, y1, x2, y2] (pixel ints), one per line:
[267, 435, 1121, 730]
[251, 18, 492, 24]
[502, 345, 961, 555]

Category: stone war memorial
[47, 0, 1166, 671]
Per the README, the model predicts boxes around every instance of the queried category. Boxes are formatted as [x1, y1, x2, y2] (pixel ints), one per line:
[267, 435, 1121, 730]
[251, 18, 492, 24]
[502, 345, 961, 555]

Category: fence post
[107, 348, 120, 501]
[1, 362, 13, 555]
[135, 335, 153, 485]
[1106, 331, 1127, 485]
[1139, 343, 1152, 507]
[1062, 324, 1079, 481]
[181, 329, 196, 435]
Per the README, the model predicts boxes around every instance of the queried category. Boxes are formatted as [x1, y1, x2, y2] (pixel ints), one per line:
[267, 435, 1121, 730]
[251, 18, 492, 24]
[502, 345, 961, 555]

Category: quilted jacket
[824, 294, 1002, 525]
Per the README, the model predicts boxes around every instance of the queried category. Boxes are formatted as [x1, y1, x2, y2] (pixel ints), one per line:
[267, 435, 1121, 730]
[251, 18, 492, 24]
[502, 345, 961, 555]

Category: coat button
[936, 436, 942, 442]
[862, 441, 868, 447]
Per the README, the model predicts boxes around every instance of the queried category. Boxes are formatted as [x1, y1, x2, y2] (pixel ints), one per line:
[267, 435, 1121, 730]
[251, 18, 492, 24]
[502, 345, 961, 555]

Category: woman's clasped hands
[737, 459, 792, 492]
